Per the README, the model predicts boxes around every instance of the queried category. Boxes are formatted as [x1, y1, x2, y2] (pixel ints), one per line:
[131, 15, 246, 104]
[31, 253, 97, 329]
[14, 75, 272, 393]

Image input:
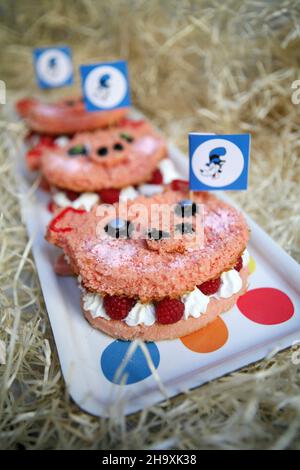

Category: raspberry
[47, 201, 55, 213]
[65, 190, 80, 201]
[155, 298, 184, 324]
[99, 188, 120, 204]
[234, 257, 243, 272]
[198, 277, 221, 296]
[103, 295, 136, 320]
[39, 136, 55, 147]
[171, 179, 189, 192]
[148, 168, 163, 184]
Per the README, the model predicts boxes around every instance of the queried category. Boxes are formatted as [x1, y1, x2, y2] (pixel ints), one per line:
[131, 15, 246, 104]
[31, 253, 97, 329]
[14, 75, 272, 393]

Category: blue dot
[100, 340, 160, 385]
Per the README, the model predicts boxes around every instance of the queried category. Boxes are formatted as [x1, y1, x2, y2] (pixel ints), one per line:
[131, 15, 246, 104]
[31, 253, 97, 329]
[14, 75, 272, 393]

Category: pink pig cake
[16, 96, 128, 135]
[17, 95, 181, 212]
[23, 117, 180, 213]
[46, 183, 250, 341]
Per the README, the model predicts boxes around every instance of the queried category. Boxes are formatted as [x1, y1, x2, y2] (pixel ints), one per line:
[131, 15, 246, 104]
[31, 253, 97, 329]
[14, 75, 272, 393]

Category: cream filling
[125, 302, 156, 326]
[242, 249, 250, 267]
[138, 184, 164, 196]
[81, 249, 250, 326]
[82, 291, 110, 320]
[158, 158, 181, 184]
[52, 191, 100, 211]
[182, 287, 210, 319]
[216, 269, 242, 299]
[119, 186, 139, 201]
[54, 136, 70, 147]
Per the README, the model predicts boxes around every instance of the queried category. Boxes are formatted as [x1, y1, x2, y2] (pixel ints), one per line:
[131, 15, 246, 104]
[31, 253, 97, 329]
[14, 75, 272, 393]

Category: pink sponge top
[41, 120, 167, 191]
[46, 188, 249, 301]
[16, 97, 128, 134]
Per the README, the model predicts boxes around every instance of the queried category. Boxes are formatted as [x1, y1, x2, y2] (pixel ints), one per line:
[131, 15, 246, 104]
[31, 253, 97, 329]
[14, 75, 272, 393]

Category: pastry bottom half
[82, 268, 248, 341]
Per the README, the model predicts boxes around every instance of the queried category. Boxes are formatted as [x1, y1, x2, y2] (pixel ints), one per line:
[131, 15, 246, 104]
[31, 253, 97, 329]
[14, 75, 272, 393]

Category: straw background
[1, 0, 300, 449]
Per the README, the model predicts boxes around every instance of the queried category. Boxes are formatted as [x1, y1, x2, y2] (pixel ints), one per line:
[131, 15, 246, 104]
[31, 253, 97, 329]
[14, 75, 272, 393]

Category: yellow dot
[248, 256, 256, 274]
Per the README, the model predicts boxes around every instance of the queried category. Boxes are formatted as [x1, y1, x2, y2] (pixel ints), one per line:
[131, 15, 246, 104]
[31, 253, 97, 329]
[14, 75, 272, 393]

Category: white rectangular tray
[16, 115, 300, 417]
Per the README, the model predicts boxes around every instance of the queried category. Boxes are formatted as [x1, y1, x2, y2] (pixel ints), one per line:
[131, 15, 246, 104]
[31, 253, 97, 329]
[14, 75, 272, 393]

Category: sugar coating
[41, 121, 167, 191]
[46, 189, 250, 301]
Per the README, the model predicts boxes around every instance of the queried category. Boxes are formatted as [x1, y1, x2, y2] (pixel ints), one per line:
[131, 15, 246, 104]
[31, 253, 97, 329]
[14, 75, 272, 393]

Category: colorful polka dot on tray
[248, 256, 256, 274]
[237, 287, 294, 325]
[101, 340, 160, 385]
[180, 316, 228, 353]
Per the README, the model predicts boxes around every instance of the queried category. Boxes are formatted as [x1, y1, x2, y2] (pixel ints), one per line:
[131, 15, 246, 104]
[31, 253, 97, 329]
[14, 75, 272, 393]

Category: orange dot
[180, 316, 228, 353]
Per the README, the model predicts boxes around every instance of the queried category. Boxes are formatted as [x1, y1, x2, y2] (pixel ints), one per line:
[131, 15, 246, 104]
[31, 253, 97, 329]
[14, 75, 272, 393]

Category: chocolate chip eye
[147, 228, 170, 240]
[120, 132, 134, 143]
[65, 100, 75, 106]
[68, 144, 88, 156]
[174, 199, 197, 218]
[104, 218, 134, 239]
[113, 142, 124, 151]
[97, 146, 109, 156]
[175, 223, 195, 235]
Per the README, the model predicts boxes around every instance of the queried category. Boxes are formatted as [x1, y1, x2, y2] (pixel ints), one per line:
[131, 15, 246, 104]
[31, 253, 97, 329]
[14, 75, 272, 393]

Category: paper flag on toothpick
[80, 60, 131, 112]
[189, 133, 250, 191]
[33, 46, 74, 89]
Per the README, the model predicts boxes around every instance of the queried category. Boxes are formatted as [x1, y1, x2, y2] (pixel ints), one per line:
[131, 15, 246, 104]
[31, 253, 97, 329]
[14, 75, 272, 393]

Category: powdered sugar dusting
[204, 208, 237, 233]
[90, 240, 137, 268]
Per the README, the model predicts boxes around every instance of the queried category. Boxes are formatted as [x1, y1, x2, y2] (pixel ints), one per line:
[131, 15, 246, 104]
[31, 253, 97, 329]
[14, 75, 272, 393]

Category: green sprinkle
[67, 144, 88, 156]
[120, 132, 134, 143]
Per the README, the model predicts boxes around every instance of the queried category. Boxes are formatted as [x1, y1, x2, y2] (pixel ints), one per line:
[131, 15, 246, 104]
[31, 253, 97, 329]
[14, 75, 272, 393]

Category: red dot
[237, 288, 294, 325]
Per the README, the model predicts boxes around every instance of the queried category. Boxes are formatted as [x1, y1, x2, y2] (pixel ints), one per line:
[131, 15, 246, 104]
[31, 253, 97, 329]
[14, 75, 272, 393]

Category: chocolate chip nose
[147, 228, 170, 240]
[113, 142, 124, 151]
[97, 146, 108, 156]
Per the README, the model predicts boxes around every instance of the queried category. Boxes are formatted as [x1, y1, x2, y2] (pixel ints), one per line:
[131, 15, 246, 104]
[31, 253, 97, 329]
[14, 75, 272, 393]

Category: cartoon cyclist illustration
[200, 146, 227, 179]
[47, 56, 58, 76]
[93, 73, 111, 101]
